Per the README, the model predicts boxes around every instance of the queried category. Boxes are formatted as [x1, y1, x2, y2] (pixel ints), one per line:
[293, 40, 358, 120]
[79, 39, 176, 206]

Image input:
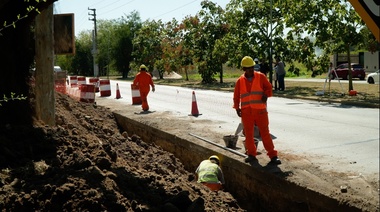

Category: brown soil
[0, 92, 379, 211]
[0, 93, 243, 211]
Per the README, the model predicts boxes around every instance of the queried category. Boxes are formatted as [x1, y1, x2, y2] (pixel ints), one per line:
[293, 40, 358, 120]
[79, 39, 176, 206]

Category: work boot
[269, 156, 281, 165]
[244, 155, 257, 163]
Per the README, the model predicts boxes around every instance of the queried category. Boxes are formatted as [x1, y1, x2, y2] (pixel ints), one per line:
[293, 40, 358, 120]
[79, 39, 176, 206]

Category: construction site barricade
[88, 77, 99, 92]
[99, 79, 111, 97]
[68, 76, 78, 88]
[77, 76, 86, 86]
[79, 84, 95, 103]
[54, 79, 66, 94]
[131, 84, 142, 105]
[66, 86, 80, 101]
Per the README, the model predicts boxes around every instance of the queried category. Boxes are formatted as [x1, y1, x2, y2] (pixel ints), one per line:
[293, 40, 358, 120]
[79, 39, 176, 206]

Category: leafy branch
[0, 0, 46, 34]
[0, 93, 27, 106]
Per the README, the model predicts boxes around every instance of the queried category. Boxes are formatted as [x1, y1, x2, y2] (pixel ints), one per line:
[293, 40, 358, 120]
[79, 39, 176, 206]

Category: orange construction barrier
[131, 84, 142, 105]
[69, 76, 78, 88]
[55, 79, 66, 94]
[115, 83, 122, 99]
[89, 78, 99, 92]
[189, 91, 201, 116]
[99, 79, 111, 97]
[77, 76, 86, 86]
[79, 84, 95, 103]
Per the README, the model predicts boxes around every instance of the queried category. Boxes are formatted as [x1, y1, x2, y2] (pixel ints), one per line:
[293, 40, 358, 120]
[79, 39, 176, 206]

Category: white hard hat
[254, 58, 259, 62]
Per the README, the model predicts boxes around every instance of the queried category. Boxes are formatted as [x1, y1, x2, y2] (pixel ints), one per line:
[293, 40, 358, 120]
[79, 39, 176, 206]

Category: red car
[333, 63, 366, 80]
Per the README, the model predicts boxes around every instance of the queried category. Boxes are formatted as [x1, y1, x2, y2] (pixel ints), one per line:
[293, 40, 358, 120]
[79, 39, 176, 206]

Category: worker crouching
[195, 155, 225, 191]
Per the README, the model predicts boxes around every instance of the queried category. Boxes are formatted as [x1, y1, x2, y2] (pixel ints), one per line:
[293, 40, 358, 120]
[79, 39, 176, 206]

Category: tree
[56, 31, 93, 75]
[181, 0, 229, 83]
[112, 12, 142, 78]
[282, 0, 365, 91]
[159, 19, 182, 79]
[133, 20, 164, 75]
[225, 0, 291, 83]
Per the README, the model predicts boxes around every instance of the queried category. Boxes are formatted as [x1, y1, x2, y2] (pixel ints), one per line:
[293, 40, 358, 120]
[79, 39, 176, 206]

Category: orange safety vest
[239, 72, 266, 109]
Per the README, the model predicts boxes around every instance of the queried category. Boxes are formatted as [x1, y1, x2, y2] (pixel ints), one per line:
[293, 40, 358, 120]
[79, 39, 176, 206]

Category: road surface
[99, 80, 379, 180]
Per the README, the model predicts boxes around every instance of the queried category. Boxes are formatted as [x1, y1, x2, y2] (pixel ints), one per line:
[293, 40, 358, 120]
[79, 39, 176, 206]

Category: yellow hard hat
[140, 64, 147, 70]
[209, 155, 220, 162]
[241, 56, 255, 68]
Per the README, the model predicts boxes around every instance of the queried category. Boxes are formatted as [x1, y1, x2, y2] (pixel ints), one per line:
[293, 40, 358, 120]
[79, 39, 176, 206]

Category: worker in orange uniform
[195, 155, 225, 191]
[233, 56, 281, 165]
[133, 64, 155, 111]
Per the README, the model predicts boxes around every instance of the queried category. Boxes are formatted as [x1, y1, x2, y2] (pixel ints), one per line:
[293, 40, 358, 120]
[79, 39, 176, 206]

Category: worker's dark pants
[278, 74, 285, 91]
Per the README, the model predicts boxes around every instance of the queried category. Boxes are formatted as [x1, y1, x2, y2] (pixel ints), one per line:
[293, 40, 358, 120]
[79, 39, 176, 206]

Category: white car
[367, 70, 380, 84]
[54, 66, 62, 72]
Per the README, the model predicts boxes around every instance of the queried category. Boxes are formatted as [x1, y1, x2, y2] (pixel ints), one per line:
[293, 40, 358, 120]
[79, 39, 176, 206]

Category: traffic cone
[189, 91, 201, 116]
[115, 83, 122, 99]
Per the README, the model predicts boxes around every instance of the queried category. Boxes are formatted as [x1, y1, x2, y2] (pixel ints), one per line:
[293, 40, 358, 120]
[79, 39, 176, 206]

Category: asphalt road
[99, 80, 379, 180]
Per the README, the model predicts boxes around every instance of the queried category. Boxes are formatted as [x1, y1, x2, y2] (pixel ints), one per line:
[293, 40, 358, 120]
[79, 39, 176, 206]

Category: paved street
[98, 80, 379, 180]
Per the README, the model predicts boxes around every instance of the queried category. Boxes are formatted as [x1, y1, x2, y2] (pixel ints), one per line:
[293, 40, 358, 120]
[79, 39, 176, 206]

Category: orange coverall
[133, 71, 154, 111]
[233, 71, 278, 159]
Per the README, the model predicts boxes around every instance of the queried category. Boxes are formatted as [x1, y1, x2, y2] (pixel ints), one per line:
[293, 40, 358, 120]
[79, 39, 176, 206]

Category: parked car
[54, 66, 66, 79]
[333, 63, 366, 80]
[367, 69, 380, 84]
[54, 66, 62, 72]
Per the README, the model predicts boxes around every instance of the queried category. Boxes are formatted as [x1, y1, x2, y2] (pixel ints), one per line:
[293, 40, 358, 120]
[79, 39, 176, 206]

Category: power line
[99, 0, 136, 16]
[153, 0, 199, 19]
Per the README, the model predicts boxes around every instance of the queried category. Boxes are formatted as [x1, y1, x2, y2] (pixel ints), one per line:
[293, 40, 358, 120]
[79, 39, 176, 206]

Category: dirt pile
[0, 93, 244, 211]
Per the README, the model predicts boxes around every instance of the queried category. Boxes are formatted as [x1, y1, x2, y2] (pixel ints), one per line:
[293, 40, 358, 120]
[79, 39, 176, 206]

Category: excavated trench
[113, 112, 361, 212]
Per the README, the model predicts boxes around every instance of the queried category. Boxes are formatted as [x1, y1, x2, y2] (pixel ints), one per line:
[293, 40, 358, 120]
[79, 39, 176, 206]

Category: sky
[54, 0, 230, 36]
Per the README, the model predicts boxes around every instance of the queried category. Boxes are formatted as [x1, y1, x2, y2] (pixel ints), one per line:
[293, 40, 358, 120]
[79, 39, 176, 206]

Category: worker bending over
[195, 155, 225, 191]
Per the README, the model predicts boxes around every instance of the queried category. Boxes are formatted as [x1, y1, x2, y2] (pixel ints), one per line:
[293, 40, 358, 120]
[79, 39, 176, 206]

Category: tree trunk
[35, 4, 55, 126]
[346, 44, 354, 91]
[219, 63, 223, 84]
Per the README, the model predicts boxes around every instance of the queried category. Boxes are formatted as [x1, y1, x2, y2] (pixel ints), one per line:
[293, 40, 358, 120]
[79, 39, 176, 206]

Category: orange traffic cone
[189, 91, 201, 116]
[115, 83, 122, 99]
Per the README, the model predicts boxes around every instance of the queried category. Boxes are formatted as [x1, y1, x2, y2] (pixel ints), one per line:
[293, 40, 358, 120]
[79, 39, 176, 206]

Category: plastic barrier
[66, 86, 80, 101]
[79, 84, 95, 103]
[88, 77, 99, 92]
[69, 76, 78, 88]
[77, 76, 86, 86]
[131, 84, 142, 105]
[99, 79, 111, 97]
[55, 79, 66, 94]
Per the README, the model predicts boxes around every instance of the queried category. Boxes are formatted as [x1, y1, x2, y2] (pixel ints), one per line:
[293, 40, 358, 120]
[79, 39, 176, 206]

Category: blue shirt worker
[195, 155, 225, 191]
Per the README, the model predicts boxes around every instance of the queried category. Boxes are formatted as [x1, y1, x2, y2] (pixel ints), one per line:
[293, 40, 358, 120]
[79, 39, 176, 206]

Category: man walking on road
[133, 64, 155, 111]
[233, 56, 281, 165]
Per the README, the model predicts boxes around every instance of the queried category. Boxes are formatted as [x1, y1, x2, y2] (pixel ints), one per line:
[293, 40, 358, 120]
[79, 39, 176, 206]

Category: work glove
[236, 108, 241, 117]
[261, 95, 268, 103]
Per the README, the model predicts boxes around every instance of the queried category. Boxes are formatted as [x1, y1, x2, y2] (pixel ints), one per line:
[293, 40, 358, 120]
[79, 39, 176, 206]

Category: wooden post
[35, 4, 55, 126]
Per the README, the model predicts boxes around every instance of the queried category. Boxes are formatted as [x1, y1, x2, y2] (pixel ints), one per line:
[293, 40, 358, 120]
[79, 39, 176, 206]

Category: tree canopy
[59, 0, 377, 87]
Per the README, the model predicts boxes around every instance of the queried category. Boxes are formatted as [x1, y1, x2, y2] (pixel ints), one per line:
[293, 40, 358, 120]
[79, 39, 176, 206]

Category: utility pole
[88, 8, 99, 77]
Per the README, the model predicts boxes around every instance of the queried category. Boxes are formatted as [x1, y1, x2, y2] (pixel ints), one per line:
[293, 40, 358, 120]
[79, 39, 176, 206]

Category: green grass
[153, 72, 379, 108]
[109, 66, 379, 108]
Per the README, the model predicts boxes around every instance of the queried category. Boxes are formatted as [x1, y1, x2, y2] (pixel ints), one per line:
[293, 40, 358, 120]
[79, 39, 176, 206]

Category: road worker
[195, 155, 225, 191]
[132, 64, 155, 111]
[233, 56, 281, 165]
